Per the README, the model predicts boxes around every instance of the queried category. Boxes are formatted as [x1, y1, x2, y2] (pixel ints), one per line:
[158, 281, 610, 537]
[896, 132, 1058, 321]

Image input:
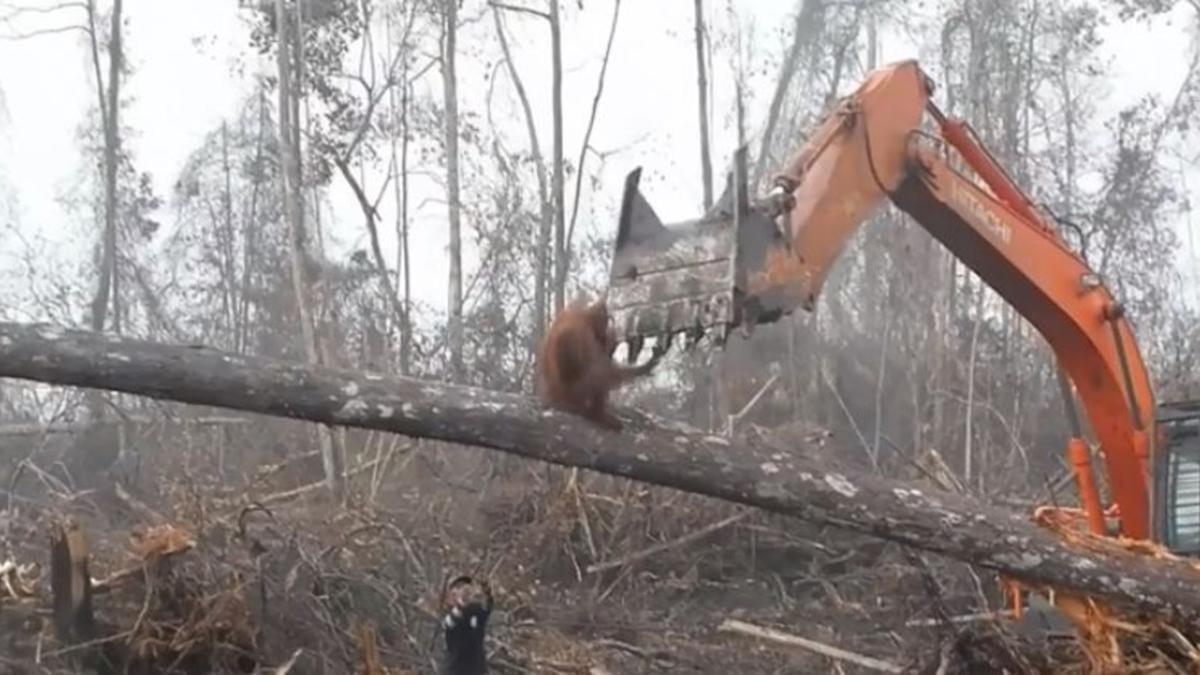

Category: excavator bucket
[605, 147, 791, 362]
[605, 60, 931, 362]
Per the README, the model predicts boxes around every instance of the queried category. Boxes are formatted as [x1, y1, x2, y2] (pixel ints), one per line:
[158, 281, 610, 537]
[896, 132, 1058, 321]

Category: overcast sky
[0, 1, 1196, 319]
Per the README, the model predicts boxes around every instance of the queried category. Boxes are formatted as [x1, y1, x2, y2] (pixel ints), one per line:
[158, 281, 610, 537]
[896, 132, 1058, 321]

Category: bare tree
[441, 0, 464, 380]
[275, 0, 343, 501]
[492, 6, 552, 350]
[329, 3, 417, 377]
[387, 8, 414, 374]
[693, 0, 713, 211]
[549, 0, 565, 313]
[753, 0, 820, 187]
[564, 0, 622, 271]
[85, 0, 122, 335]
[219, 122, 236, 340]
[397, 75, 413, 374]
[487, 0, 568, 329]
[238, 84, 269, 355]
[76, 0, 124, 431]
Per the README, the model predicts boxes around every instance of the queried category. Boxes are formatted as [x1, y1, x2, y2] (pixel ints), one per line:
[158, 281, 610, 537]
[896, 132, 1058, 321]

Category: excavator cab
[1153, 400, 1200, 554]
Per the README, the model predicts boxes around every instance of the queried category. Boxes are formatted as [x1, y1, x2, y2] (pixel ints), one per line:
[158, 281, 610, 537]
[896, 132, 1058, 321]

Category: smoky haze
[0, 0, 1197, 672]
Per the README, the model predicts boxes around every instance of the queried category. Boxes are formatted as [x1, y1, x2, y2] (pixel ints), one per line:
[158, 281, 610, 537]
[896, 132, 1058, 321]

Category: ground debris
[3, 414, 1200, 674]
[0, 556, 39, 600]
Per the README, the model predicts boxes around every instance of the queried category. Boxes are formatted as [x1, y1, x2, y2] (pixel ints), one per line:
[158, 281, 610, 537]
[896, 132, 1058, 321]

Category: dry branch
[585, 511, 748, 575]
[0, 416, 249, 436]
[2, 322, 1200, 623]
[718, 619, 904, 673]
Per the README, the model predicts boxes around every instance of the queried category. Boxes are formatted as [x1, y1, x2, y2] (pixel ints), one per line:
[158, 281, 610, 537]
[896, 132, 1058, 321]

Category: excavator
[602, 59, 1200, 653]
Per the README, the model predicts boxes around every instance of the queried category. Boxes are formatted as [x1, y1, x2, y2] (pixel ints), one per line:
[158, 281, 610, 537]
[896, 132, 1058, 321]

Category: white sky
[0, 1, 1196, 318]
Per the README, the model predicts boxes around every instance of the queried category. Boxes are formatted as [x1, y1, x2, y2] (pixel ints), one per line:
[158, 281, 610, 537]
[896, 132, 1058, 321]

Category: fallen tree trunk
[1, 321, 1199, 622]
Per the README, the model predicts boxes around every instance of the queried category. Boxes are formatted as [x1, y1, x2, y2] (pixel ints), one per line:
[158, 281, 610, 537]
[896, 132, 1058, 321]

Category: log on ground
[0, 321, 1199, 623]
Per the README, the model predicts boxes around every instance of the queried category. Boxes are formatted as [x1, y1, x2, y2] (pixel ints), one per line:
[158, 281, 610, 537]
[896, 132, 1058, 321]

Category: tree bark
[549, 0, 566, 314]
[441, 0, 464, 380]
[964, 287, 984, 486]
[386, 8, 413, 375]
[221, 121, 237, 340]
[2, 321, 1200, 623]
[100, 0, 122, 334]
[693, 0, 713, 211]
[84, 0, 111, 328]
[400, 76, 412, 375]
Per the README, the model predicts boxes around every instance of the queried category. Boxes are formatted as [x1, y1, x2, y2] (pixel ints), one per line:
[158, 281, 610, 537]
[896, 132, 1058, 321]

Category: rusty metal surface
[605, 151, 786, 358]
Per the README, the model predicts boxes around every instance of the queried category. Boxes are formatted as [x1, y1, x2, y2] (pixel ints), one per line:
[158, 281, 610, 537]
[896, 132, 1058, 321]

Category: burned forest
[1, 1, 1200, 674]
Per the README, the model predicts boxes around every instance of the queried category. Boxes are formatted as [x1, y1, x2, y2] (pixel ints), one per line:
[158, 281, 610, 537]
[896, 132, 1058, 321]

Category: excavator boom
[605, 59, 1157, 541]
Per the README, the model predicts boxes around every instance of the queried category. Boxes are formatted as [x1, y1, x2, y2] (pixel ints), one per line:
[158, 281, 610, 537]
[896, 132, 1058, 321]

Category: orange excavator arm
[770, 59, 1156, 540]
[605, 59, 1157, 540]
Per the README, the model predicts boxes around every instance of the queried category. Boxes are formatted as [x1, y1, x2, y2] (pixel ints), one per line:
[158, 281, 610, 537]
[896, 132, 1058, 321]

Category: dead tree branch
[563, 0, 621, 263]
[2, 321, 1200, 622]
[586, 511, 748, 575]
[718, 619, 904, 673]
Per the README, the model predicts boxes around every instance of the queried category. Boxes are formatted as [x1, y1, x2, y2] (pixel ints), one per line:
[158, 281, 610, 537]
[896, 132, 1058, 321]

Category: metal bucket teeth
[661, 331, 676, 352]
[609, 323, 733, 361]
[625, 335, 644, 364]
[713, 324, 730, 347]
